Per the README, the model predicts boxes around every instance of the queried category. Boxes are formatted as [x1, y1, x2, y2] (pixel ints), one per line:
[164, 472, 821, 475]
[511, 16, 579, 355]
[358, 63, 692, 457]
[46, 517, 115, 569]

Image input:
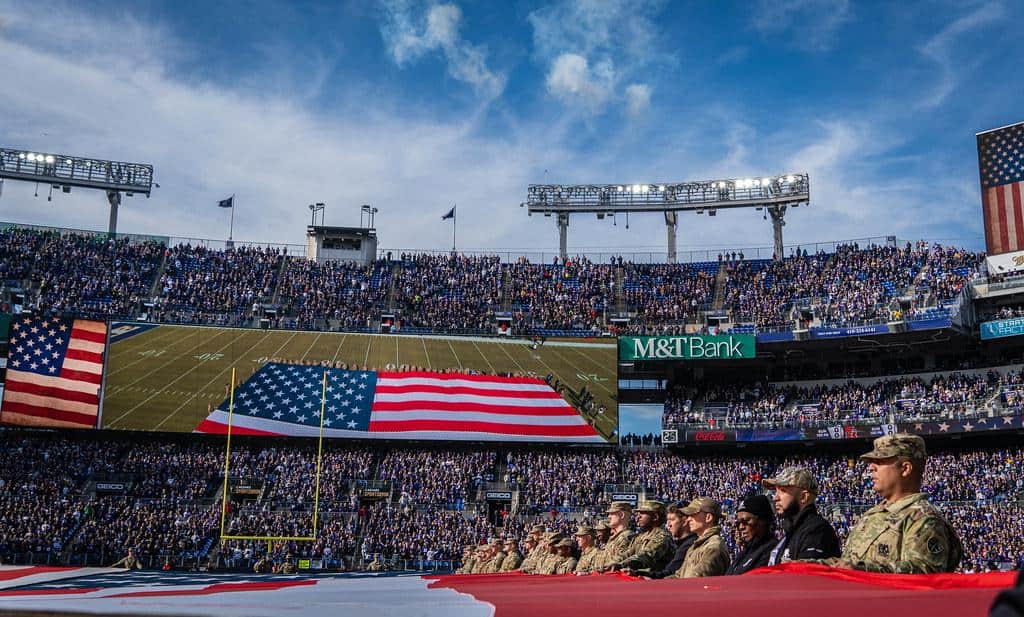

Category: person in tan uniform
[537, 533, 566, 574]
[482, 539, 506, 573]
[605, 500, 674, 573]
[594, 521, 612, 547]
[470, 546, 491, 574]
[499, 539, 522, 572]
[669, 497, 730, 578]
[518, 536, 540, 573]
[596, 501, 636, 570]
[554, 538, 578, 574]
[456, 546, 476, 574]
[573, 526, 603, 575]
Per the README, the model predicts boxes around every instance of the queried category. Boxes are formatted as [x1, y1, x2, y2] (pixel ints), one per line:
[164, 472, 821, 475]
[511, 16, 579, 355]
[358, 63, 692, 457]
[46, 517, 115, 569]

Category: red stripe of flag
[367, 419, 600, 437]
[374, 384, 563, 399]
[982, 192, 995, 252]
[193, 418, 281, 436]
[69, 326, 107, 344]
[376, 371, 549, 385]
[64, 347, 105, 364]
[3, 378, 99, 405]
[997, 186, 1010, 254]
[58, 368, 103, 384]
[1, 401, 98, 427]
[1013, 183, 1024, 253]
[371, 400, 580, 416]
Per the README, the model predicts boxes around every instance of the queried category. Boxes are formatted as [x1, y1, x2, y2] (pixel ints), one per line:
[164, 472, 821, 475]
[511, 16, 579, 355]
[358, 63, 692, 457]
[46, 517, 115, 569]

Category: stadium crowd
[665, 369, 1006, 429]
[1, 228, 985, 335]
[0, 431, 1021, 574]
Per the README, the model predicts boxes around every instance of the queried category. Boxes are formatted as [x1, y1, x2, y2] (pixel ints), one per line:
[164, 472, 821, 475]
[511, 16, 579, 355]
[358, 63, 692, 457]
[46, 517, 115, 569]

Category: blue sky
[0, 0, 1020, 255]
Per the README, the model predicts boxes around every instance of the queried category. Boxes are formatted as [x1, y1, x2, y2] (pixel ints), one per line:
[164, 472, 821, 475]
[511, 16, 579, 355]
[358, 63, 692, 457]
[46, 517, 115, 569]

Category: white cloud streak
[379, 1, 505, 98]
[917, 1, 1005, 109]
[752, 0, 852, 51]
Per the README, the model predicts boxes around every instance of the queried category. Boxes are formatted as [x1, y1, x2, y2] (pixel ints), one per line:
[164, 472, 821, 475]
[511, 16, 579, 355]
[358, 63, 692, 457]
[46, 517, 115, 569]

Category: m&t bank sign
[619, 335, 756, 361]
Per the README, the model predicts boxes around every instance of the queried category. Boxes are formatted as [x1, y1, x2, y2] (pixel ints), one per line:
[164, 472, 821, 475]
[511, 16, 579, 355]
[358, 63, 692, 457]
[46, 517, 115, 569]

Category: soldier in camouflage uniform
[482, 538, 507, 573]
[470, 546, 490, 574]
[554, 539, 578, 574]
[605, 500, 675, 573]
[499, 539, 522, 572]
[596, 501, 636, 570]
[827, 433, 963, 573]
[456, 546, 476, 574]
[518, 536, 540, 573]
[594, 521, 612, 547]
[573, 526, 603, 575]
[669, 497, 730, 578]
[536, 533, 566, 575]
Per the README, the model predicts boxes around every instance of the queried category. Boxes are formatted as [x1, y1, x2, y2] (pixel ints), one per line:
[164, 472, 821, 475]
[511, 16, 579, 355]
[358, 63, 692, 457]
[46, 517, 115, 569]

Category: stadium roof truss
[525, 173, 810, 262]
[0, 147, 154, 235]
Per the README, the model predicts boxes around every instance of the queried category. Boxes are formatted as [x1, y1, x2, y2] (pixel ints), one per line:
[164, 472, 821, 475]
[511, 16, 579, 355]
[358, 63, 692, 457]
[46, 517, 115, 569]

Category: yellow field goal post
[218, 367, 328, 553]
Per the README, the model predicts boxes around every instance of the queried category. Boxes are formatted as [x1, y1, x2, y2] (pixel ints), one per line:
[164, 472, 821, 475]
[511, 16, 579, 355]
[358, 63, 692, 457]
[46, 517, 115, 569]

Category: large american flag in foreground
[978, 121, 1024, 255]
[0, 564, 1014, 617]
[195, 363, 604, 442]
[0, 316, 107, 428]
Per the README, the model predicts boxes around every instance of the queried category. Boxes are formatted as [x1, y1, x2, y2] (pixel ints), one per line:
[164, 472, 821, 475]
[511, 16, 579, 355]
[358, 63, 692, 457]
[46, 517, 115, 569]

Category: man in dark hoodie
[727, 495, 777, 575]
[762, 466, 841, 565]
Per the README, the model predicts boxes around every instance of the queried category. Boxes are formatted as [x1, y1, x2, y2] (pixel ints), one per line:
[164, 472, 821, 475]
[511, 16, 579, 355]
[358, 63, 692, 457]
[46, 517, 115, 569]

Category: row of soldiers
[457, 434, 964, 577]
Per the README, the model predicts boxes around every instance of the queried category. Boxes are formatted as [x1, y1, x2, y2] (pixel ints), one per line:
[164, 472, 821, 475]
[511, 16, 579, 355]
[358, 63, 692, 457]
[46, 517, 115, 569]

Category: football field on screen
[101, 324, 618, 440]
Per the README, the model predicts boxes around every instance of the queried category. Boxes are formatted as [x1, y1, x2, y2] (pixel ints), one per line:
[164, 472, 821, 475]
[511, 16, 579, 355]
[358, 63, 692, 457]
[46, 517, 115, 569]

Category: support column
[768, 205, 786, 260]
[664, 211, 678, 264]
[106, 190, 122, 236]
[557, 213, 569, 262]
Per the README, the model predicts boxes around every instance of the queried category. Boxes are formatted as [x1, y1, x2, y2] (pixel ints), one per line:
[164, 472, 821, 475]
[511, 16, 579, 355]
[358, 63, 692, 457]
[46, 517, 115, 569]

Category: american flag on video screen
[978, 122, 1024, 255]
[195, 363, 604, 442]
[0, 317, 107, 428]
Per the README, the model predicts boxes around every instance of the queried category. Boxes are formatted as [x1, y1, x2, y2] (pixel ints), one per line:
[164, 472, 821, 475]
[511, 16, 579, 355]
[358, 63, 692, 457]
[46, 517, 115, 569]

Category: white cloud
[917, 2, 1005, 108]
[752, 0, 852, 51]
[545, 54, 615, 112]
[528, 0, 667, 115]
[624, 83, 652, 118]
[379, 1, 505, 98]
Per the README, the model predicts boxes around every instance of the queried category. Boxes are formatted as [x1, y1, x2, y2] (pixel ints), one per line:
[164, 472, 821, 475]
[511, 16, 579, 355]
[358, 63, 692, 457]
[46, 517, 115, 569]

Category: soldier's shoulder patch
[927, 536, 944, 555]
[877, 543, 890, 557]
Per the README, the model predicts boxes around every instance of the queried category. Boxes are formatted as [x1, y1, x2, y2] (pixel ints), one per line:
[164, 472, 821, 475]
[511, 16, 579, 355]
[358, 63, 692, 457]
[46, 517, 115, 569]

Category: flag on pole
[441, 206, 456, 220]
[194, 364, 604, 442]
[0, 317, 107, 428]
[218, 196, 234, 208]
[978, 121, 1024, 256]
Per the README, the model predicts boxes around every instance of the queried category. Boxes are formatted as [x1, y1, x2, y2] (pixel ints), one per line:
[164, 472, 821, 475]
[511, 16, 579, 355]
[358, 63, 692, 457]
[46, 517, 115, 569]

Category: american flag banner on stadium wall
[0, 317, 107, 428]
[195, 363, 604, 442]
[978, 121, 1024, 256]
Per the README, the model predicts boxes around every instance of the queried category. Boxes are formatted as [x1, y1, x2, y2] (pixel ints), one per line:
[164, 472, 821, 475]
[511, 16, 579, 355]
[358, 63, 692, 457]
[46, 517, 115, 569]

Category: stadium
[1, 3, 1023, 617]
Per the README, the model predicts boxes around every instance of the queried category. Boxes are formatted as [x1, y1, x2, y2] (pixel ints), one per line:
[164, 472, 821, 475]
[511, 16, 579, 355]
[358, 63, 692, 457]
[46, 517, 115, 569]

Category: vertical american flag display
[195, 363, 604, 442]
[978, 121, 1024, 256]
[0, 317, 107, 428]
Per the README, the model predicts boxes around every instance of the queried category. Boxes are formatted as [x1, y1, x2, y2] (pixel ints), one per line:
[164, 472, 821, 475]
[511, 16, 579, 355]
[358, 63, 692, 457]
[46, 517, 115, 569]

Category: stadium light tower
[525, 173, 809, 262]
[0, 147, 154, 235]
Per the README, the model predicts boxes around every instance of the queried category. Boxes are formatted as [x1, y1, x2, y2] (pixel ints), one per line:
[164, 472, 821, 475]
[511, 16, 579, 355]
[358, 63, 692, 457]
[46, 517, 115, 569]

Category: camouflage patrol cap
[762, 466, 819, 493]
[680, 496, 722, 518]
[593, 521, 611, 532]
[489, 538, 503, 546]
[503, 539, 517, 547]
[556, 538, 574, 548]
[860, 433, 927, 461]
[573, 525, 595, 537]
[634, 500, 667, 516]
[605, 501, 634, 514]
[530, 524, 546, 534]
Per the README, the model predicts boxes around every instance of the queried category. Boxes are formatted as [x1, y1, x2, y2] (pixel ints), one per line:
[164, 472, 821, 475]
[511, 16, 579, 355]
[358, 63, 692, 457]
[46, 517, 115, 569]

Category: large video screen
[100, 323, 618, 443]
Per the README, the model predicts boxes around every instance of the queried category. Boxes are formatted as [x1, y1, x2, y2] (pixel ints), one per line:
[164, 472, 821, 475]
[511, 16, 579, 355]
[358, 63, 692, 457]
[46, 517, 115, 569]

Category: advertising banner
[674, 417, 1020, 443]
[618, 335, 756, 361]
[981, 318, 1024, 340]
[809, 324, 889, 339]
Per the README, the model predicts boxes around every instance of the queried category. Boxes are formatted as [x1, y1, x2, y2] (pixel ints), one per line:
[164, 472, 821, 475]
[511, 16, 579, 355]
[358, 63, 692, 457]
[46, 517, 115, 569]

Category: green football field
[101, 325, 619, 440]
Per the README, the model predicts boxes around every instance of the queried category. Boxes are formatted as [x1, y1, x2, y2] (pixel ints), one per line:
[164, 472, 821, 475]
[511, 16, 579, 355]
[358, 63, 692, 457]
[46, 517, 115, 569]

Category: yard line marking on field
[330, 334, 348, 365]
[495, 342, 527, 375]
[153, 330, 292, 430]
[447, 340, 463, 369]
[107, 326, 181, 363]
[548, 346, 616, 396]
[395, 336, 400, 367]
[300, 333, 322, 362]
[420, 337, 432, 369]
[104, 329, 235, 397]
[363, 338, 372, 368]
[105, 329, 253, 427]
[471, 341, 497, 375]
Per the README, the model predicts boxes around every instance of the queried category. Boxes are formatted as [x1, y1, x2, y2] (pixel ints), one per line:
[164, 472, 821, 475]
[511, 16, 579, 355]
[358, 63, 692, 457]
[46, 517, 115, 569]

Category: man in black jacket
[762, 466, 841, 565]
[726, 495, 776, 575]
[633, 503, 696, 579]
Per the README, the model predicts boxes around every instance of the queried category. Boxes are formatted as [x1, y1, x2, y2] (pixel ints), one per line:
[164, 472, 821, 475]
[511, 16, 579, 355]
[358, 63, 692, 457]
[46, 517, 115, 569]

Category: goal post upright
[218, 368, 328, 545]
